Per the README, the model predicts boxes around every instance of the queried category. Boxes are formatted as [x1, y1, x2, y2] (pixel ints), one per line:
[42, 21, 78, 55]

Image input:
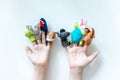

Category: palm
[25, 31, 50, 67]
[28, 44, 50, 67]
[67, 45, 99, 69]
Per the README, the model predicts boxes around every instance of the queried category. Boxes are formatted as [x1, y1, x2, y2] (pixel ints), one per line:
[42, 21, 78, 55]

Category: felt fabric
[57, 29, 70, 47]
[40, 18, 48, 35]
[71, 28, 83, 43]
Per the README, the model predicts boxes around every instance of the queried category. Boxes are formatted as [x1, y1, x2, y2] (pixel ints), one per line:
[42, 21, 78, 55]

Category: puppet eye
[47, 35, 52, 38]
[50, 36, 52, 38]
[47, 35, 49, 38]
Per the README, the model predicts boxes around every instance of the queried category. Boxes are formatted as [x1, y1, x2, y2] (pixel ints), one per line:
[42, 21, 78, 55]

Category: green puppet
[25, 26, 36, 42]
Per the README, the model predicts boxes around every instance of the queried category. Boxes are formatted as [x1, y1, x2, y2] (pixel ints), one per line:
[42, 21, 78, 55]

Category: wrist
[34, 65, 47, 73]
[70, 68, 83, 80]
[70, 67, 83, 74]
[33, 66, 47, 80]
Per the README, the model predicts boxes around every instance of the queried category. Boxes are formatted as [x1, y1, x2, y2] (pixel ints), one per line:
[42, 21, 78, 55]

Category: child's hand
[66, 44, 99, 70]
[25, 31, 50, 69]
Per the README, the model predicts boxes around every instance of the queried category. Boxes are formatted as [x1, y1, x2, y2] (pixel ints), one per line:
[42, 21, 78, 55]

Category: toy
[80, 19, 87, 28]
[81, 28, 95, 46]
[78, 19, 90, 46]
[26, 25, 41, 40]
[70, 22, 83, 43]
[39, 18, 48, 35]
[46, 32, 56, 46]
[79, 19, 89, 35]
[79, 28, 90, 46]
[56, 29, 70, 47]
[25, 27, 36, 42]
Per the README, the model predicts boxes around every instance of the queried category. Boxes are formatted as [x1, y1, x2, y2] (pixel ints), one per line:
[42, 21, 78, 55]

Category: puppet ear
[26, 25, 31, 29]
[80, 19, 87, 26]
[91, 28, 95, 36]
[80, 18, 83, 26]
[85, 20, 87, 25]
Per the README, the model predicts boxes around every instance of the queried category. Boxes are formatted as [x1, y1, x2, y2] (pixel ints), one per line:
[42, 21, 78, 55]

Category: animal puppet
[79, 28, 90, 46]
[79, 19, 91, 46]
[81, 28, 95, 46]
[46, 32, 56, 46]
[26, 25, 41, 40]
[56, 29, 70, 47]
[70, 22, 83, 44]
[39, 18, 48, 35]
[25, 27, 36, 42]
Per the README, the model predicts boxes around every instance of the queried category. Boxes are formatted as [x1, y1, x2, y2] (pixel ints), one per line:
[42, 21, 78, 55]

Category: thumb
[25, 46, 33, 56]
[88, 51, 99, 62]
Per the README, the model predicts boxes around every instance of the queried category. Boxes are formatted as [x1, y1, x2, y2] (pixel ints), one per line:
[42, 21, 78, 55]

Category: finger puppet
[56, 29, 70, 47]
[79, 19, 91, 35]
[46, 32, 56, 46]
[25, 26, 36, 42]
[79, 19, 90, 46]
[80, 19, 87, 28]
[81, 28, 95, 46]
[70, 22, 83, 44]
[26, 25, 41, 40]
[39, 18, 48, 35]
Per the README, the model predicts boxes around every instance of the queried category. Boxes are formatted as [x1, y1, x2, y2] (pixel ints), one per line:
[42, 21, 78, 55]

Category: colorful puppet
[81, 28, 95, 46]
[25, 27, 36, 42]
[56, 29, 70, 47]
[46, 32, 56, 46]
[39, 18, 48, 35]
[79, 19, 95, 46]
[79, 28, 90, 46]
[79, 19, 90, 46]
[79, 19, 89, 35]
[70, 22, 83, 44]
[26, 25, 41, 40]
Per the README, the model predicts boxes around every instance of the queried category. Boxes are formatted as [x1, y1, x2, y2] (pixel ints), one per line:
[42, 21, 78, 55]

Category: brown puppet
[81, 28, 95, 46]
[79, 19, 95, 46]
[46, 32, 56, 46]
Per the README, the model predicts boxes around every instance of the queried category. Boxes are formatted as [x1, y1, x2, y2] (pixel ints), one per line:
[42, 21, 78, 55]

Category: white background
[0, 0, 120, 80]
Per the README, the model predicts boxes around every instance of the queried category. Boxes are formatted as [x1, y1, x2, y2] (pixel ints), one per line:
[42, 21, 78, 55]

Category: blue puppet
[70, 22, 83, 44]
[39, 18, 48, 35]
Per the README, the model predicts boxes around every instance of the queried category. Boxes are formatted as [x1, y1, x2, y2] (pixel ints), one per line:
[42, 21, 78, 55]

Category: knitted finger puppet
[46, 32, 56, 46]
[79, 19, 95, 46]
[25, 26, 36, 42]
[70, 22, 83, 44]
[82, 28, 95, 46]
[79, 19, 90, 46]
[56, 29, 70, 47]
[26, 25, 41, 40]
[39, 18, 48, 35]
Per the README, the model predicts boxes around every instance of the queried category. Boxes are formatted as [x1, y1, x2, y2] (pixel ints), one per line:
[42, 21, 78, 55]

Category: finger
[88, 51, 99, 62]
[37, 39, 41, 44]
[66, 46, 71, 50]
[73, 43, 77, 47]
[32, 41, 37, 46]
[25, 46, 33, 56]
[83, 45, 87, 49]
[42, 31, 46, 44]
[47, 45, 51, 51]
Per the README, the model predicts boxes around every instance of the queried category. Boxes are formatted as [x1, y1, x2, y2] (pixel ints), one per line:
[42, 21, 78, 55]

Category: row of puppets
[25, 18, 95, 47]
